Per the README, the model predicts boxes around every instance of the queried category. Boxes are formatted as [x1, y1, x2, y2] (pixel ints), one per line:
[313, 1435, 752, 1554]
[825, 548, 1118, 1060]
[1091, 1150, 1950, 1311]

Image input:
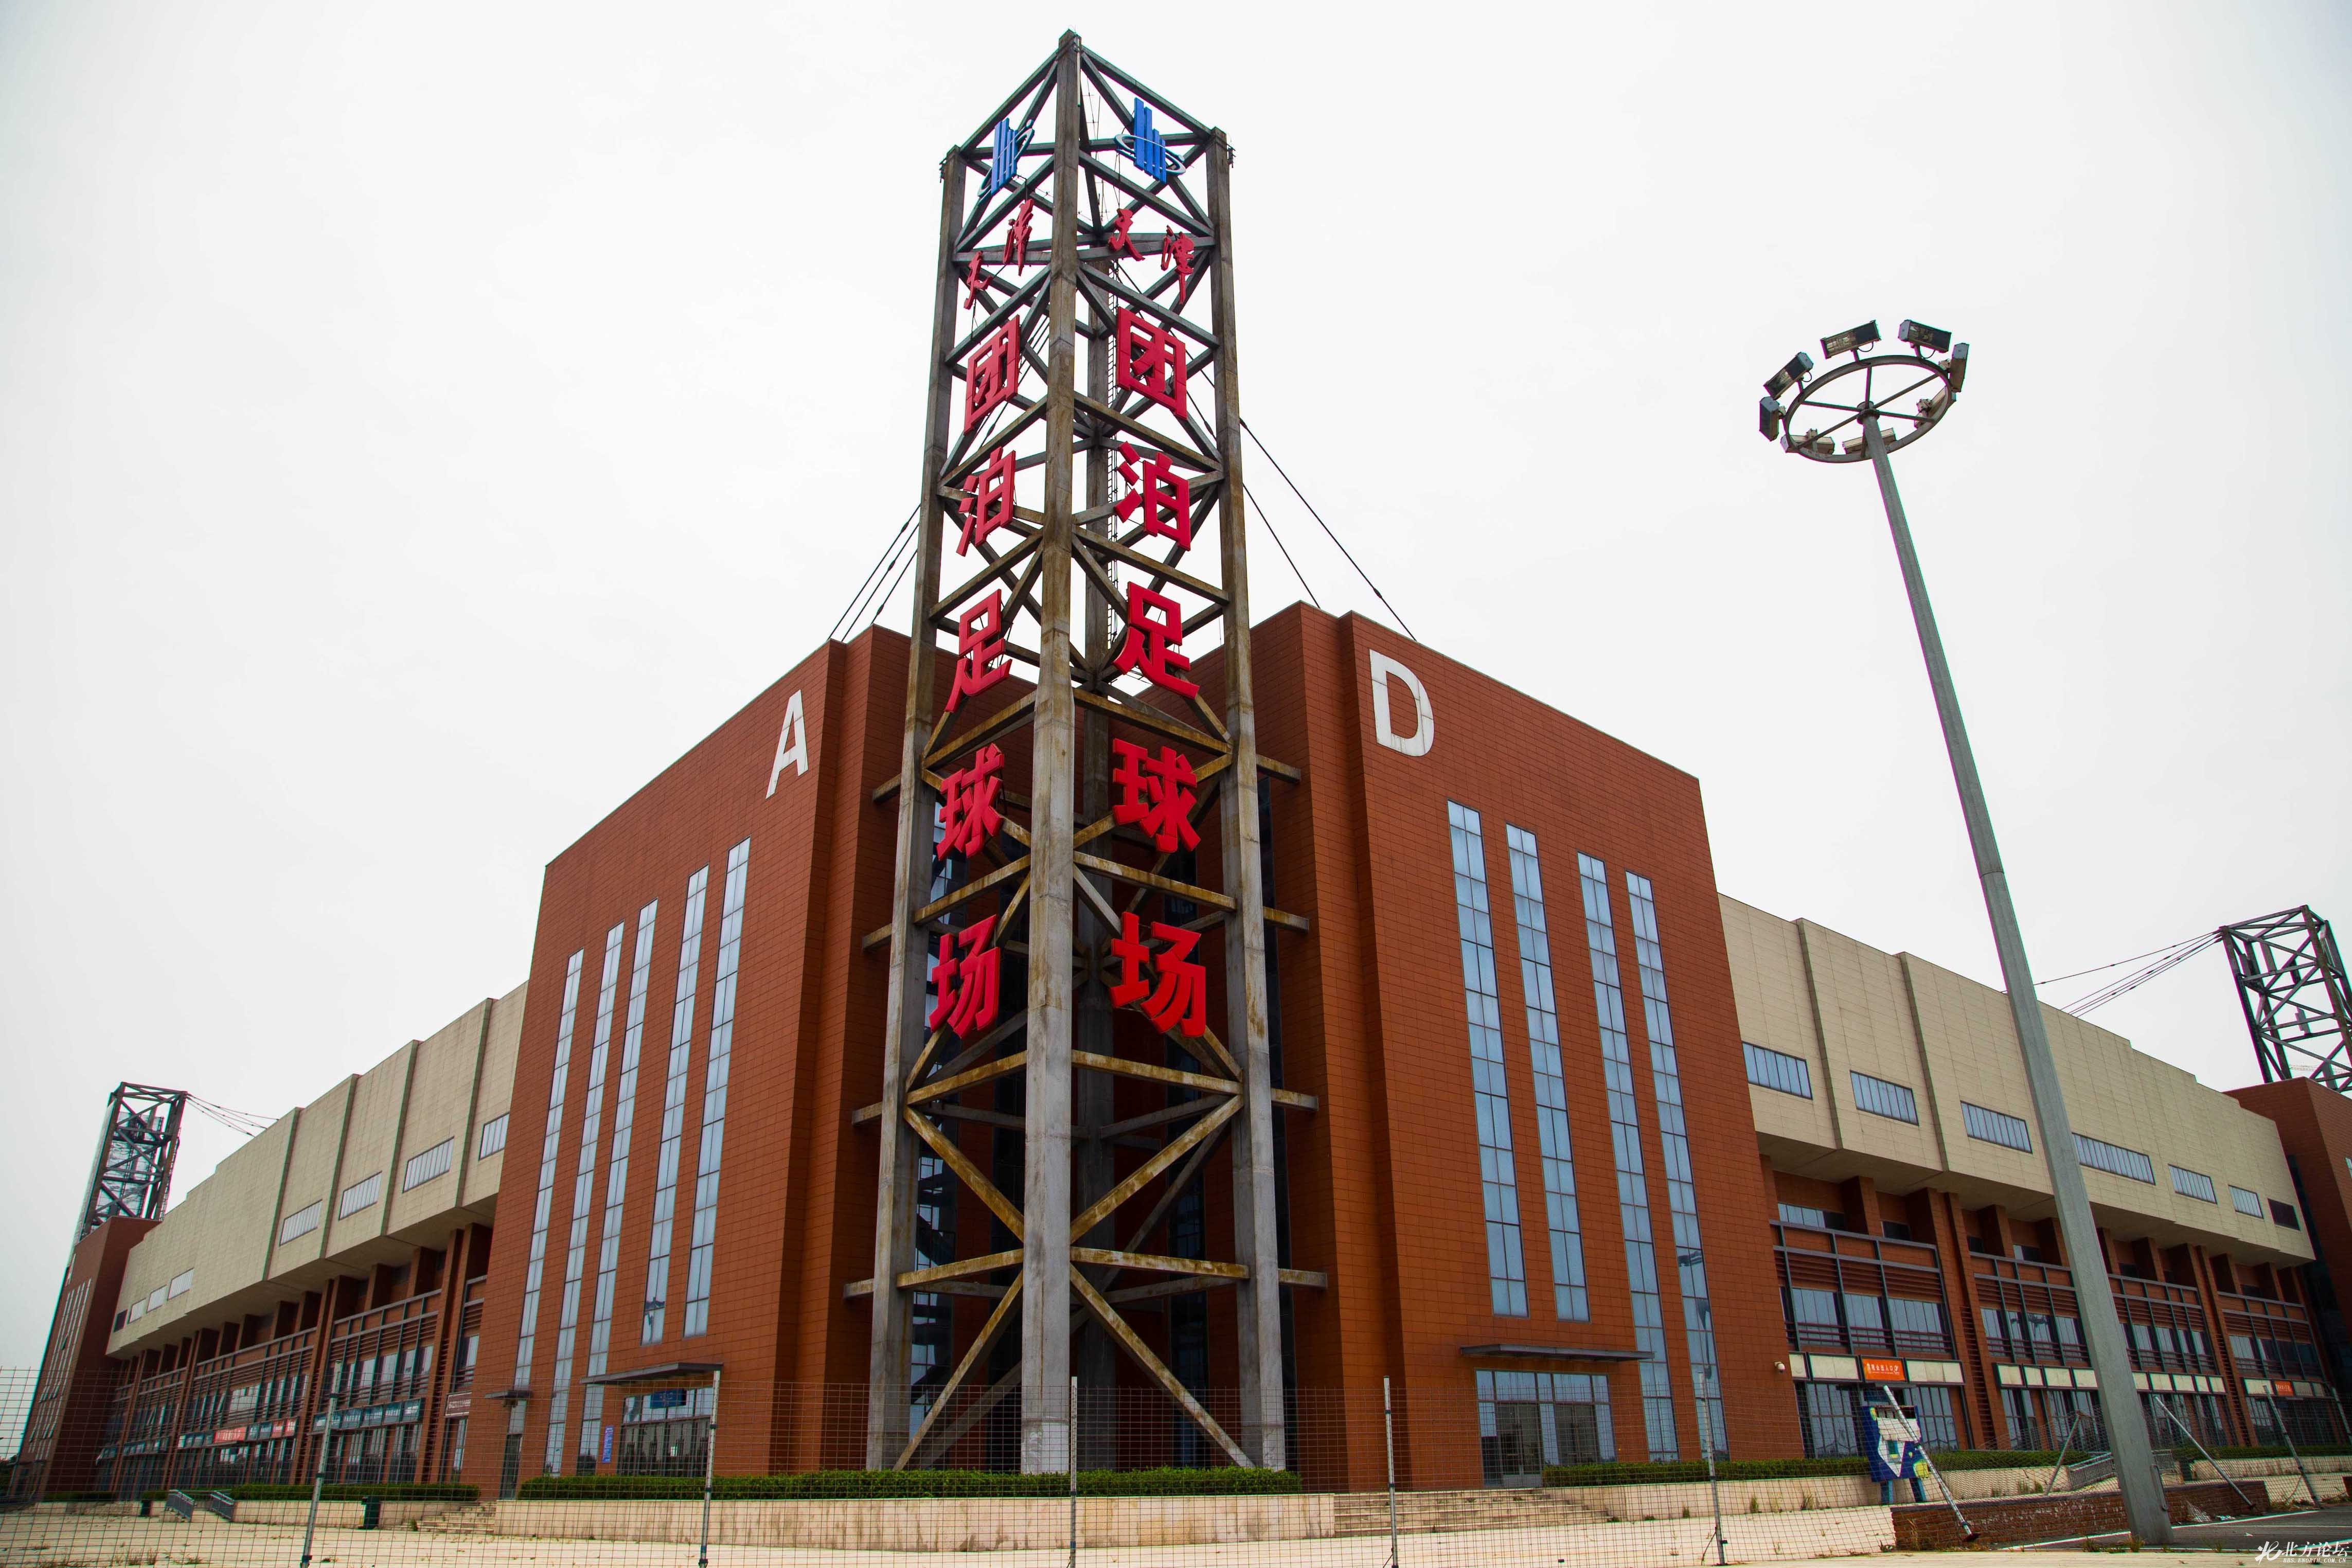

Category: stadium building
[14, 606, 2347, 1503]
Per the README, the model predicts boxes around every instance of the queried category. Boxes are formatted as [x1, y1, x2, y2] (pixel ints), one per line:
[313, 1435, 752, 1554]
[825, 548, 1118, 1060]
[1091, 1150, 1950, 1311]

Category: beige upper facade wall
[1721, 897, 1837, 1151]
[267, 1079, 355, 1279]
[105, 987, 524, 1359]
[109, 1118, 293, 1350]
[387, 1002, 492, 1235]
[1805, 921, 1947, 1180]
[324, 1042, 414, 1255]
[1724, 895, 2311, 1266]
[458, 982, 525, 1208]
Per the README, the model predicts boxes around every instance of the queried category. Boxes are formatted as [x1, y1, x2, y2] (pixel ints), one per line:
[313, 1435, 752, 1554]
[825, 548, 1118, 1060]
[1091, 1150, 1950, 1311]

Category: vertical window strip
[682, 840, 751, 1338]
[1448, 803, 1528, 1317]
[1503, 826, 1591, 1322]
[1576, 853, 1678, 1461]
[911, 1151, 954, 1423]
[641, 867, 709, 1344]
[545, 922, 625, 1474]
[1626, 872, 1723, 1460]
[911, 810, 955, 1430]
[510, 951, 584, 1396]
[581, 899, 657, 1457]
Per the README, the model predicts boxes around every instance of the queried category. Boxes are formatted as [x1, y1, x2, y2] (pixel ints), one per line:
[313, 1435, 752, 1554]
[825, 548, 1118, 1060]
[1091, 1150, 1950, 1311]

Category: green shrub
[229, 1482, 477, 1502]
[516, 1467, 1300, 1502]
[1542, 1451, 2088, 1487]
[130, 1483, 477, 1502]
[1544, 1457, 1865, 1487]
[2205, 1445, 2352, 1463]
[1929, 1450, 2063, 1472]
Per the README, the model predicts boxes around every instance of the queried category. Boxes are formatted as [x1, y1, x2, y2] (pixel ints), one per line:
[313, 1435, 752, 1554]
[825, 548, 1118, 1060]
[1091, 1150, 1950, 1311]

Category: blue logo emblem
[1118, 99, 1184, 183]
[987, 117, 1034, 194]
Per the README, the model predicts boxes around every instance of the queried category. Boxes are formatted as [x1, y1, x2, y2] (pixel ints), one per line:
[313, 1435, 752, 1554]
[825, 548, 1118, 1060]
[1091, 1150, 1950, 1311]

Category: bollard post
[1701, 1373, 1725, 1567]
[1384, 1377, 1399, 1568]
[699, 1369, 720, 1568]
[299, 1395, 336, 1567]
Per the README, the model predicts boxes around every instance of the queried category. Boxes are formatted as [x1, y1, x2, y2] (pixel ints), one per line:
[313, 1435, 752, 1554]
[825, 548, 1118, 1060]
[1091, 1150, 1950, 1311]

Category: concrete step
[1331, 1488, 1614, 1536]
[416, 1501, 501, 1535]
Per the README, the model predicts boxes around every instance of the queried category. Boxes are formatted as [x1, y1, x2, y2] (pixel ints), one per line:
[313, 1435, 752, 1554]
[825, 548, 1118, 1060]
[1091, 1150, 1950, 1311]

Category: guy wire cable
[1240, 418, 1415, 641]
[830, 506, 920, 643]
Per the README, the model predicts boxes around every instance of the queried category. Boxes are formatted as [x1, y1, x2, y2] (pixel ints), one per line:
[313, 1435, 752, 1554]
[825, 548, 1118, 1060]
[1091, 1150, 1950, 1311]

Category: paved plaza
[0, 1507, 2330, 1568]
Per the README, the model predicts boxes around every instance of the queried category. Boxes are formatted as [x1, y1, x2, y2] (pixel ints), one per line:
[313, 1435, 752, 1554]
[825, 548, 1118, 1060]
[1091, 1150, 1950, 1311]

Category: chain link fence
[2, 1367, 2337, 1565]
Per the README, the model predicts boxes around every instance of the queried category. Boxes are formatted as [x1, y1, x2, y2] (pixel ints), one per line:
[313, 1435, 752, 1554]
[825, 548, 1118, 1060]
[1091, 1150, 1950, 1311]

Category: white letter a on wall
[767, 690, 809, 796]
[1369, 651, 1434, 757]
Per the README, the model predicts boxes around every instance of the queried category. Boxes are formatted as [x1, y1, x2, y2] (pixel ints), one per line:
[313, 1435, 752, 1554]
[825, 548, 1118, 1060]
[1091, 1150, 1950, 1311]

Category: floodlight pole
[1858, 415, 2169, 1544]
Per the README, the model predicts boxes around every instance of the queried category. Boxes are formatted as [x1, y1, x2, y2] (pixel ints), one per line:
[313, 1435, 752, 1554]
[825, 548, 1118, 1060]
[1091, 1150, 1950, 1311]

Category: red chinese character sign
[870, 36, 1285, 1478]
[1109, 913, 1208, 1038]
[1112, 583, 1197, 698]
[938, 744, 1005, 861]
[965, 318, 1024, 432]
[946, 591, 1008, 712]
[1114, 307, 1188, 420]
[1161, 231, 1197, 302]
[928, 916, 1001, 1039]
[1115, 443, 1190, 547]
[1112, 739, 1199, 854]
[959, 445, 1018, 555]
[1004, 198, 1038, 272]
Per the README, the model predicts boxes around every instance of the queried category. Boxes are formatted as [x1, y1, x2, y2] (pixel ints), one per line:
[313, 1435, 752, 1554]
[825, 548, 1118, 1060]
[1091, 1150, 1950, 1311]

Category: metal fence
[0, 1367, 2330, 1566]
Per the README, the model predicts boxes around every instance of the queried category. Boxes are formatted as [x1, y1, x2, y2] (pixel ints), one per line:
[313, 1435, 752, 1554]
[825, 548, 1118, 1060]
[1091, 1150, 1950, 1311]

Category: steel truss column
[1019, 31, 1087, 1476]
[1207, 129, 1284, 1470]
[866, 29, 1292, 1478]
[1071, 112, 1120, 1470]
[863, 134, 969, 1470]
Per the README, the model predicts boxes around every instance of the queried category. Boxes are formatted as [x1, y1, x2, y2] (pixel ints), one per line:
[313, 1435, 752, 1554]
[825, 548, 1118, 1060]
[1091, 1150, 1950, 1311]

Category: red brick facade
[37, 609, 2349, 1501]
[8, 1218, 155, 1499]
[2230, 1079, 2352, 1394]
[463, 605, 1799, 1491]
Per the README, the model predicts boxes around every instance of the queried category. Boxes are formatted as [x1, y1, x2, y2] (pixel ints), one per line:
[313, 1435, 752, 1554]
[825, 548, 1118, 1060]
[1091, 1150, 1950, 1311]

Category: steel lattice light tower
[1758, 322, 2171, 1544]
[75, 1083, 188, 1240]
[865, 32, 1290, 1476]
[2222, 906, 2352, 1092]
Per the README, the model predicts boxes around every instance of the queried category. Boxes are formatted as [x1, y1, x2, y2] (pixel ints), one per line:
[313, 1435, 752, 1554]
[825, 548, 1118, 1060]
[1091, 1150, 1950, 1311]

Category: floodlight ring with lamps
[1775, 350, 1958, 465]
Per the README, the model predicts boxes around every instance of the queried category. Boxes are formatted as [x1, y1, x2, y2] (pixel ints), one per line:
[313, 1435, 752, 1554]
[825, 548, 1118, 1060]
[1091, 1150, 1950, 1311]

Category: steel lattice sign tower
[865, 31, 1286, 1475]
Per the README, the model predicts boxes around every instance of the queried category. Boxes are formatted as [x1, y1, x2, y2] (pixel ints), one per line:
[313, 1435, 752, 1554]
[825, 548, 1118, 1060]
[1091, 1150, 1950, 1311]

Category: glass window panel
[1504, 824, 1591, 1321]
[1449, 806, 1529, 1318]
[1961, 1101, 2033, 1152]
[1743, 1042, 1813, 1098]
[1850, 1072, 1920, 1124]
[682, 841, 752, 1338]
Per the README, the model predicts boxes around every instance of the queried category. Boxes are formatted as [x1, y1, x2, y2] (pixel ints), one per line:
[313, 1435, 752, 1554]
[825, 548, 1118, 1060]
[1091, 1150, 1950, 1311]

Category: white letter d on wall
[1369, 651, 1434, 757]
[767, 690, 809, 796]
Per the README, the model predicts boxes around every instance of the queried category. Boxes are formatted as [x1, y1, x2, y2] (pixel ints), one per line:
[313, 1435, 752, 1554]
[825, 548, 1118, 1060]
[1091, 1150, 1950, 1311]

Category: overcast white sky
[3, 2, 2346, 1369]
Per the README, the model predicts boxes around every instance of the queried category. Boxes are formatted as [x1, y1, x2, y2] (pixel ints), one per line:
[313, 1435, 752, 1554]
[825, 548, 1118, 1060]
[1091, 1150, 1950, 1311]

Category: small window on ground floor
[1476, 1369, 1614, 1486]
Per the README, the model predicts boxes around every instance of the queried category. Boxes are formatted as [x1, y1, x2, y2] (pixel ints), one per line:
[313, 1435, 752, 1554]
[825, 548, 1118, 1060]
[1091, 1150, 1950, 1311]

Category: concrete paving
[2016, 1503, 2352, 1555]
[0, 1510, 2305, 1567]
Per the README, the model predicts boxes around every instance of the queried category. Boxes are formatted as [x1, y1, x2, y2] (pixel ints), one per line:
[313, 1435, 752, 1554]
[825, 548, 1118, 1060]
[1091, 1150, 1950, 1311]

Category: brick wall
[1892, 1480, 2250, 1548]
